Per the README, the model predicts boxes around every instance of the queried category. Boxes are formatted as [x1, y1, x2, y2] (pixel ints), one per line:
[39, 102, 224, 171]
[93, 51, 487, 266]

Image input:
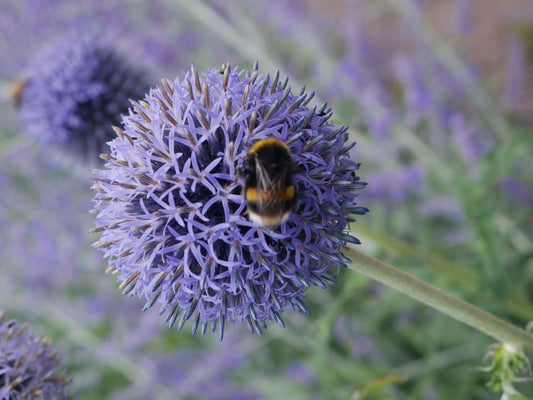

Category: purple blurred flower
[501, 36, 526, 111]
[420, 196, 471, 245]
[363, 164, 425, 204]
[92, 64, 368, 339]
[449, 0, 474, 35]
[0, 312, 70, 400]
[420, 196, 465, 222]
[449, 113, 491, 176]
[170, 339, 260, 400]
[333, 315, 382, 362]
[500, 178, 533, 206]
[392, 54, 435, 128]
[17, 32, 151, 158]
[286, 361, 316, 387]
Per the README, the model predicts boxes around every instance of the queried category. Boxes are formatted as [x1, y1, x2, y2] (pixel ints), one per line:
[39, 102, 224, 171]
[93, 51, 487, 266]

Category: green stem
[351, 223, 477, 290]
[343, 245, 533, 352]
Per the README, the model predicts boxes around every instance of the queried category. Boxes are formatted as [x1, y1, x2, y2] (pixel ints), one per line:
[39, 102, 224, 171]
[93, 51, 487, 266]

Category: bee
[242, 138, 296, 229]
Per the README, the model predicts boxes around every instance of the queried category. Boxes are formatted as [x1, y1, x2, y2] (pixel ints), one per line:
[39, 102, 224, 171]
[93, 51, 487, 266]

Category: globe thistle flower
[0, 311, 70, 399]
[16, 33, 151, 159]
[92, 64, 368, 340]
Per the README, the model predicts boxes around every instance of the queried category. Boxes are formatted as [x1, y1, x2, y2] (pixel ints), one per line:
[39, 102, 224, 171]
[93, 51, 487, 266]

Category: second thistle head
[14, 32, 151, 159]
[0, 311, 70, 399]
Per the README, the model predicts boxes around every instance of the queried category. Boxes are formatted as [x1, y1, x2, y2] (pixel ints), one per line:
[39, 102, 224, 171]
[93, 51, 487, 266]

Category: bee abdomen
[243, 138, 296, 229]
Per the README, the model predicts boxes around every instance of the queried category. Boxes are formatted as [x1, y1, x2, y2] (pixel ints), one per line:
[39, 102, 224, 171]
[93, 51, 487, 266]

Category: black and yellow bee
[242, 138, 296, 229]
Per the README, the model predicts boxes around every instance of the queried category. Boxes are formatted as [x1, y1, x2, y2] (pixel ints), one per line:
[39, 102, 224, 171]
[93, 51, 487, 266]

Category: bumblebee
[242, 138, 296, 229]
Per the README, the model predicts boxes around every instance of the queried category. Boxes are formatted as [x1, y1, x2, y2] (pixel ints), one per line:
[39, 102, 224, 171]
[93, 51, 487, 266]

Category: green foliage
[481, 343, 532, 399]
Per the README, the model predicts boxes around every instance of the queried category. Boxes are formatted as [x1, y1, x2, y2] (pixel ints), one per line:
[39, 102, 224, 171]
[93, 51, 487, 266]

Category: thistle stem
[344, 245, 533, 352]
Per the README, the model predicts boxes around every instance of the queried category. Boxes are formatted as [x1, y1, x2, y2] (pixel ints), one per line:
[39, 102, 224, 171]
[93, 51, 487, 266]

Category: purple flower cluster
[143, 338, 260, 400]
[17, 33, 150, 158]
[364, 165, 425, 205]
[0, 312, 69, 400]
[92, 64, 367, 339]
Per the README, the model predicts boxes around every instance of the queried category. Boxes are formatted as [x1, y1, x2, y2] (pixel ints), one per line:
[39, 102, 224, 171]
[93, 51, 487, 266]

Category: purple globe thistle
[92, 64, 367, 340]
[16, 32, 151, 159]
[0, 311, 70, 400]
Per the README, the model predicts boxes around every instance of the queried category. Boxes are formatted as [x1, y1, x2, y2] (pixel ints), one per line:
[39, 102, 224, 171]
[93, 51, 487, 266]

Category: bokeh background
[1, 0, 532, 399]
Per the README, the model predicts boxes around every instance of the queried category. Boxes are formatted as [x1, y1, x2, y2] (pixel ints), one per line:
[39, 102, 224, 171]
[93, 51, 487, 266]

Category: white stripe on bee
[248, 210, 291, 229]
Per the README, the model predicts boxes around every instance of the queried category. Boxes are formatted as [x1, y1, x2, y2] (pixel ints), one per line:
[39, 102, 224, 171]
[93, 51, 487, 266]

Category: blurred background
[0, 0, 532, 399]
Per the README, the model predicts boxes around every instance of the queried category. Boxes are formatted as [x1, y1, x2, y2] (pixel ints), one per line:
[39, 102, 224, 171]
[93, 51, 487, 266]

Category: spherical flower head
[17, 33, 151, 159]
[92, 64, 368, 339]
[0, 311, 70, 399]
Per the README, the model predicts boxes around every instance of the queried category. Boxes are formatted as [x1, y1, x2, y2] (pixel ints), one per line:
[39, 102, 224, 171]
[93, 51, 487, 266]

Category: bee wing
[254, 161, 271, 190]
[254, 158, 287, 191]
[254, 163, 287, 214]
